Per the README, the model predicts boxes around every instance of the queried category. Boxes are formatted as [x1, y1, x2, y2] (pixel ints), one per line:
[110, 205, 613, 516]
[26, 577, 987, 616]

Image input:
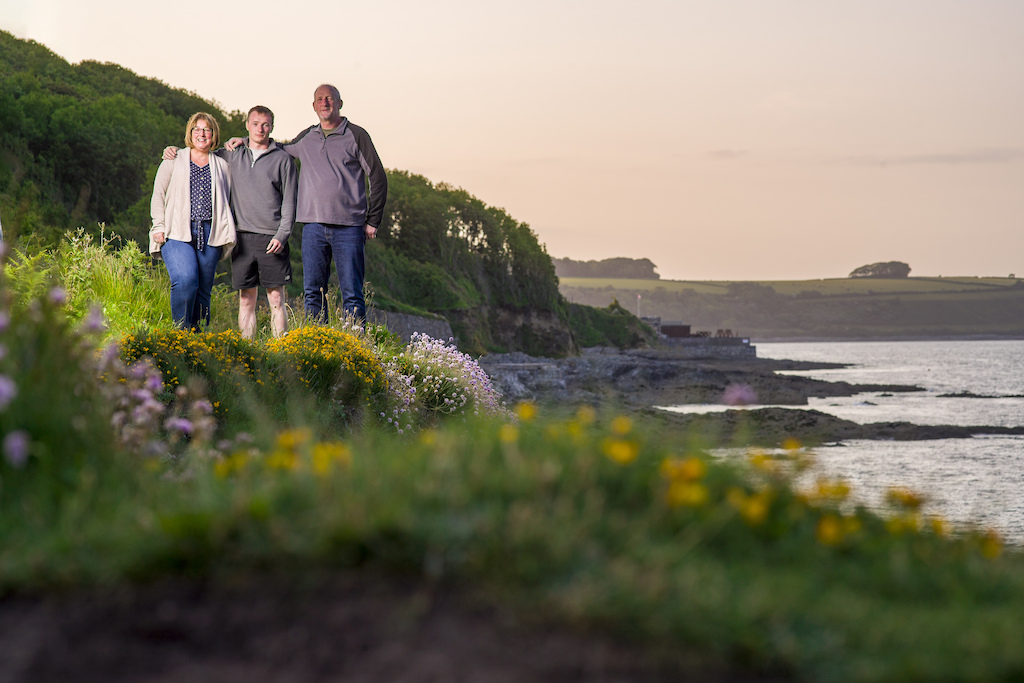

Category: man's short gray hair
[315, 83, 342, 102]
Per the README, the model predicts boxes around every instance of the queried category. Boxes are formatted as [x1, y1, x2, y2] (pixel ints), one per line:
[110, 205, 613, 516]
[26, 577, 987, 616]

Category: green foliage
[850, 261, 912, 279]
[566, 300, 657, 348]
[554, 256, 661, 279]
[0, 30, 245, 246]
[366, 240, 478, 310]
[53, 229, 173, 334]
[373, 171, 574, 355]
[0, 283, 119, 515]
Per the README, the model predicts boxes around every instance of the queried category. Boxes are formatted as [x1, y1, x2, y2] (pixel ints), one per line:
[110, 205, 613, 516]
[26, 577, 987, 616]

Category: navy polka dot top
[189, 161, 213, 221]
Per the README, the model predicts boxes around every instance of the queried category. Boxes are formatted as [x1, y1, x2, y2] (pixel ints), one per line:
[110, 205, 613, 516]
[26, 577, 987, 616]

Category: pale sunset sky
[3, 1, 1023, 280]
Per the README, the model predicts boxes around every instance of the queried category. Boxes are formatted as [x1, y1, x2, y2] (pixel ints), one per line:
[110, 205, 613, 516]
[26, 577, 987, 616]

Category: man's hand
[225, 137, 245, 151]
[267, 238, 284, 254]
[162, 147, 178, 161]
[365, 224, 378, 240]
[153, 232, 166, 245]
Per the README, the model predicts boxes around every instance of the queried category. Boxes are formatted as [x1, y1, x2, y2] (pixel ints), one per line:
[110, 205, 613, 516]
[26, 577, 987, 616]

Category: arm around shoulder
[274, 156, 299, 244]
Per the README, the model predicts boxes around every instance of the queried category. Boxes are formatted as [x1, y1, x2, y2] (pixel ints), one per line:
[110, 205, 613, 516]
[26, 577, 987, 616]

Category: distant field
[558, 276, 1021, 296]
[559, 276, 1024, 339]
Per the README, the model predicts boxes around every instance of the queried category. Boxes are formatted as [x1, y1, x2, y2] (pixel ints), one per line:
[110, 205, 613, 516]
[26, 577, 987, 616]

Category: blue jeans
[161, 220, 222, 330]
[302, 223, 366, 323]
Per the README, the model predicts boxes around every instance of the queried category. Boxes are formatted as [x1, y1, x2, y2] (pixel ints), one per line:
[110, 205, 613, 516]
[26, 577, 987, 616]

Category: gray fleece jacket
[282, 118, 388, 228]
[216, 140, 297, 244]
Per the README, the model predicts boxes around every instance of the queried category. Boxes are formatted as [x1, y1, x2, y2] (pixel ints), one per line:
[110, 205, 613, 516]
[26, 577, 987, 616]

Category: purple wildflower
[48, 287, 67, 306]
[3, 430, 30, 468]
[722, 383, 758, 406]
[0, 311, 9, 333]
[191, 399, 213, 415]
[164, 417, 193, 434]
[0, 375, 17, 410]
[145, 372, 164, 393]
[83, 306, 106, 333]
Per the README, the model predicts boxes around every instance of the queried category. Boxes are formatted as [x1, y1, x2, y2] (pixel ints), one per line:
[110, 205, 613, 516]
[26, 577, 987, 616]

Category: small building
[640, 317, 755, 358]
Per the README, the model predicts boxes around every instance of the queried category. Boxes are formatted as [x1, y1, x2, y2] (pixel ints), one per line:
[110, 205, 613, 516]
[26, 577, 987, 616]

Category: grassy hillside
[560, 276, 1024, 339]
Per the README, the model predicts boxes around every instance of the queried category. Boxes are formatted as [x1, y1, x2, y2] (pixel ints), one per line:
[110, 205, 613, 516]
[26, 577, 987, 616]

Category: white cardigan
[149, 151, 235, 259]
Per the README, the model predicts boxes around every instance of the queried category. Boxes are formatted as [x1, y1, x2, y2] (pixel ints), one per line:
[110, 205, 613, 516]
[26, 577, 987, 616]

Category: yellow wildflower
[886, 487, 926, 510]
[667, 481, 709, 508]
[980, 531, 1003, 559]
[816, 514, 843, 546]
[886, 513, 921, 535]
[814, 478, 851, 502]
[266, 450, 298, 471]
[312, 441, 352, 475]
[611, 415, 633, 436]
[276, 427, 313, 451]
[576, 405, 597, 425]
[727, 487, 771, 526]
[499, 424, 519, 444]
[515, 401, 538, 422]
[782, 437, 802, 451]
[602, 438, 639, 465]
[748, 451, 777, 474]
[659, 456, 706, 482]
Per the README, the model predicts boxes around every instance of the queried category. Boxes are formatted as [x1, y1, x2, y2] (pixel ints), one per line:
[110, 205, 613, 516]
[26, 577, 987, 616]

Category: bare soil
[0, 572, 784, 683]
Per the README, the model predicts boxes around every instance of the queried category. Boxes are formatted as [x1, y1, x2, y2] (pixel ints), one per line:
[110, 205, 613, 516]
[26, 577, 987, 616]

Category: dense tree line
[553, 256, 660, 279]
[0, 30, 244, 245]
[849, 261, 911, 278]
[372, 171, 562, 313]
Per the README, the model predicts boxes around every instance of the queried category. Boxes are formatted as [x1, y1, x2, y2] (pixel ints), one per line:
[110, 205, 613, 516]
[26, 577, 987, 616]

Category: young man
[167, 106, 298, 337]
[227, 85, 387, 323]
[226, 106, 298, 337]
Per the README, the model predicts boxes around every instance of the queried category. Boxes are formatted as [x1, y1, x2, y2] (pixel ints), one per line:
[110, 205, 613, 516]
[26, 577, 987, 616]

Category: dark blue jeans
[302, 223, 366, 323]
[161, 220, 222, 330]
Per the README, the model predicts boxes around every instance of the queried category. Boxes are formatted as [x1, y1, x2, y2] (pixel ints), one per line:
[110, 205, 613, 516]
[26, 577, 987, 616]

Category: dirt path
[0, 573, 783, 683]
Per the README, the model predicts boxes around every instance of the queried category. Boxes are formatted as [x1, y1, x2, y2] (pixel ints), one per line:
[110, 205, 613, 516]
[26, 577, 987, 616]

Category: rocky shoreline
[479, 347, 1023, 446]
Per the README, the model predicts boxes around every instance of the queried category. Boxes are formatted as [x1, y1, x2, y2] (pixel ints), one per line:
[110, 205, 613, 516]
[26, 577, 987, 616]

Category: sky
[3, 0, 1023, 280]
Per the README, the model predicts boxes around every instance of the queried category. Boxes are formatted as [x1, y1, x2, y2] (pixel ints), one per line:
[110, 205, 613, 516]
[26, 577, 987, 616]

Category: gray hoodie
[217, 140, 298, 244]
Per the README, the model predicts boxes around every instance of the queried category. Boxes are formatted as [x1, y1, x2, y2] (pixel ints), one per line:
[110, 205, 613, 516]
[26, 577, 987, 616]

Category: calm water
[664, 340, 1024, 541]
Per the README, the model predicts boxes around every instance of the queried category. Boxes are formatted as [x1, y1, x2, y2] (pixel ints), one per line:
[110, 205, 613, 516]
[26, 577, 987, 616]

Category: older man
[230, 84, 387, 323]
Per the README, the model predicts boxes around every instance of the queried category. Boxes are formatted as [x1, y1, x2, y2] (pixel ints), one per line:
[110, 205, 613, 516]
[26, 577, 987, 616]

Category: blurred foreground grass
[3, 402, 1024, 681]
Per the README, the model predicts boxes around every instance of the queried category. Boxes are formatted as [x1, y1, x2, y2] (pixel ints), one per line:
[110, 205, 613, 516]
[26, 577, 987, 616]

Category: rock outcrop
[478, 347, 920, 407]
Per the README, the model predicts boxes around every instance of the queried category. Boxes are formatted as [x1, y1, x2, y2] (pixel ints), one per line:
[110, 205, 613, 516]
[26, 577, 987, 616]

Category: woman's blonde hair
[184, 112, 220, 150]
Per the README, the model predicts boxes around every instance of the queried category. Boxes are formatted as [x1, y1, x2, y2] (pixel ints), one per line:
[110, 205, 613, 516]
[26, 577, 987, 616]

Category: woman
[150, 112, 235, 330]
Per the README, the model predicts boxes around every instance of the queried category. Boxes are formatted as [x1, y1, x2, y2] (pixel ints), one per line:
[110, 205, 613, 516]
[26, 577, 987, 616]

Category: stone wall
[367, 309, 454, 345]
[658, 337, 757, 358]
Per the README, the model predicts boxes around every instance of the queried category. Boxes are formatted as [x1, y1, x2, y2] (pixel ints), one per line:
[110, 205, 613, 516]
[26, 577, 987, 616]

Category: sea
[661, 340, 1024, 543]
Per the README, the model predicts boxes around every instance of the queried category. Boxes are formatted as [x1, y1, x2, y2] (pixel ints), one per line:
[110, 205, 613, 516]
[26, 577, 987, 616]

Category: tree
[552, 257, 660, 279]
[849, 261, 911, 278]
